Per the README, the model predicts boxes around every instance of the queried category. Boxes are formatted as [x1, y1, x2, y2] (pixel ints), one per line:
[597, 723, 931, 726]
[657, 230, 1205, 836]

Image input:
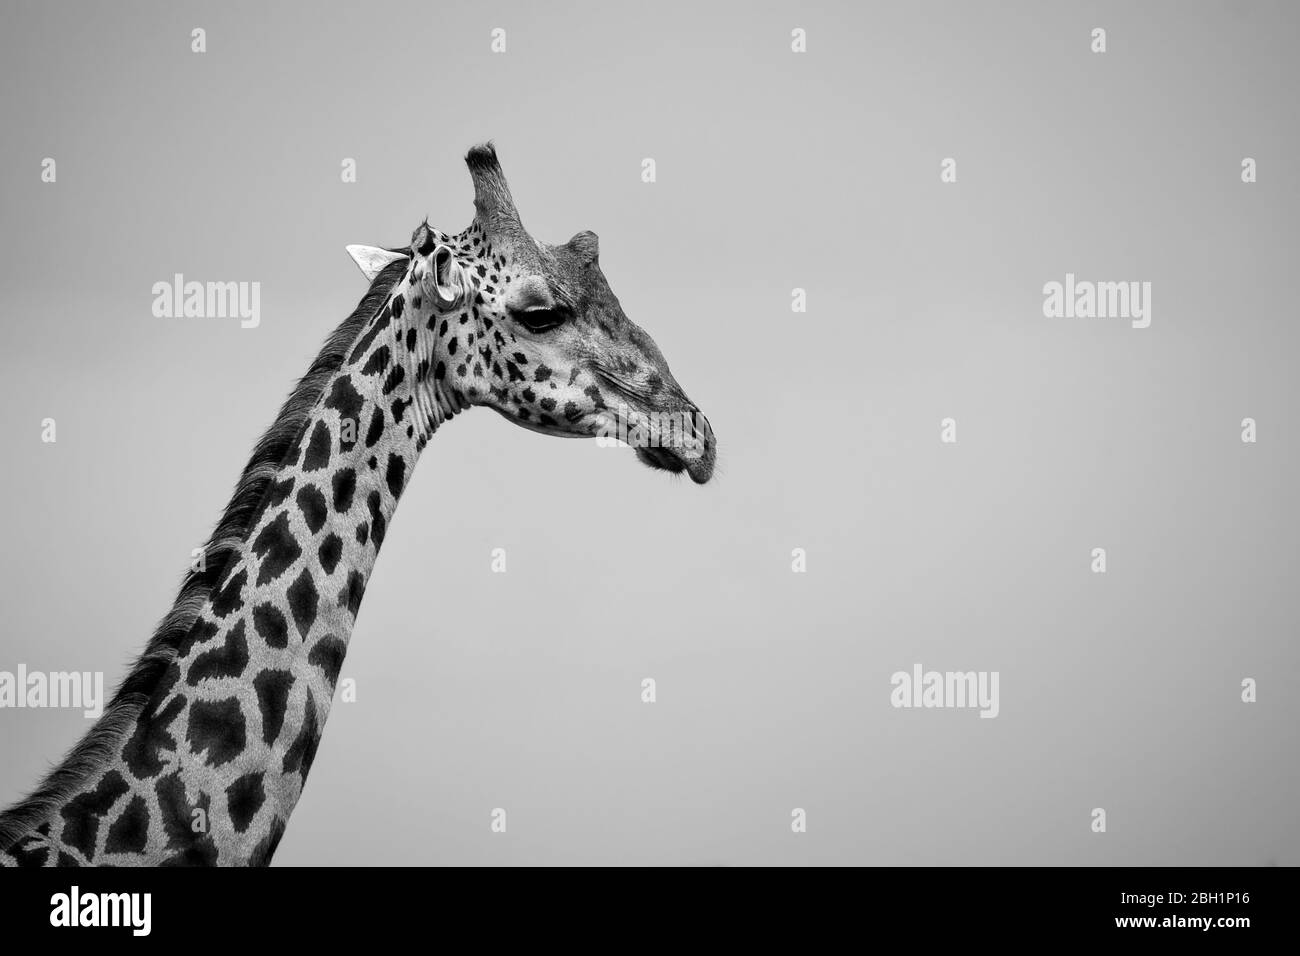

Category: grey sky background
[0, 0, 1296, 864]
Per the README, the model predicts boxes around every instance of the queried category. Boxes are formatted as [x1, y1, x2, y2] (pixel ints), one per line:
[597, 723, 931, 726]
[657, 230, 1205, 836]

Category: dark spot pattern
[302, 420, 332, 471]
[160, 839, 218, 867]
[318, 533, 343, 575]
[60, 770, 129, 857]
[386, 454, 406, 498]
[187, 697, 246, 768]
[248, 816, 286, 867]
[367, 492, 386, 549]
[10, 838, 49, 867]
[331, 467, 356, 512]
[156, 774, 204, 848]
[253, 669, 294, 744]
[361, 346, 391, 376]
[152, 660, 181, 702]
[282, 690, 320, 777]
[287, 568, 319, 638]
[324, 378, 364, 450]
[309, 634, 348, 687]
[104, 795, 149, 854]
[348, 306, 390, 363]
[211, 568, 247, 618]
[296, 485, 328, 534]
[252, 602, 289, 649]
[252, 512, 302, 585]
[184, 616, 219, 653]
[268, 476, 295, 506]
[226, 772, 266, 833]
[339, 571, 366, 618]
[122, 695, 185, 779]
[187, 619, 249, 684]
[365, 407, 384, 447]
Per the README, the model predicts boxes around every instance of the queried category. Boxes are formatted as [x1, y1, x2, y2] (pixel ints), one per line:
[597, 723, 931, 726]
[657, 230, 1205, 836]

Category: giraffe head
[349, 144, 716, 483]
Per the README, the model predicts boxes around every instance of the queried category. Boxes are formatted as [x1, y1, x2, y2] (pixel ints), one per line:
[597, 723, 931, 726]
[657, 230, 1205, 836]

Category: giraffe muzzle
[684, 408, 716, 484]
[632, 405, 715, 484]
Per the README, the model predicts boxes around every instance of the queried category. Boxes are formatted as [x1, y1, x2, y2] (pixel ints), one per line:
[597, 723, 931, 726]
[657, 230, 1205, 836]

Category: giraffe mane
[0, 258, 410, 852]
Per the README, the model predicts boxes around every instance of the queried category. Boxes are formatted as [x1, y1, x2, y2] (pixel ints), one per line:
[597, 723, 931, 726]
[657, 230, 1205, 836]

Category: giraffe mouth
[492, 401, 716, 482]
[633, 411, 715, 484]
[636, 444, 689, 475]
[588, 370, 716, 483]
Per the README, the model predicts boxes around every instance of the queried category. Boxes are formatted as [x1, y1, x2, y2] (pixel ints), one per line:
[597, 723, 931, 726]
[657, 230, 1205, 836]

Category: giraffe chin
[498, 409, 715, 484]
[489, 407, 588, 440]
[635, 444, 715, 485]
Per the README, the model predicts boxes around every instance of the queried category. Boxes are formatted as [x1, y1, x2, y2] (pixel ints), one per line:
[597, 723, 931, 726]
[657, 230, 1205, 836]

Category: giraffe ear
[345, 244, 409, 282]
[429, 244, 472, 307]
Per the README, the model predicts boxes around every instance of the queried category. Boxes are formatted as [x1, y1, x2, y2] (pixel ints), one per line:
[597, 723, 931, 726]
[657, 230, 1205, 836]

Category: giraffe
[0, 144, 715, 866]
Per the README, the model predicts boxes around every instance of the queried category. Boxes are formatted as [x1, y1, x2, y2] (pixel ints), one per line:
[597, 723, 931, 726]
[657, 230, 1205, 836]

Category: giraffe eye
[512, 307, 568, 333]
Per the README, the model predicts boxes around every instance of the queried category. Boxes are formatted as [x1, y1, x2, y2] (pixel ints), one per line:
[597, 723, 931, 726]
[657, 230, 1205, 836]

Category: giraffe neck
[0, 265, 460, 866]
